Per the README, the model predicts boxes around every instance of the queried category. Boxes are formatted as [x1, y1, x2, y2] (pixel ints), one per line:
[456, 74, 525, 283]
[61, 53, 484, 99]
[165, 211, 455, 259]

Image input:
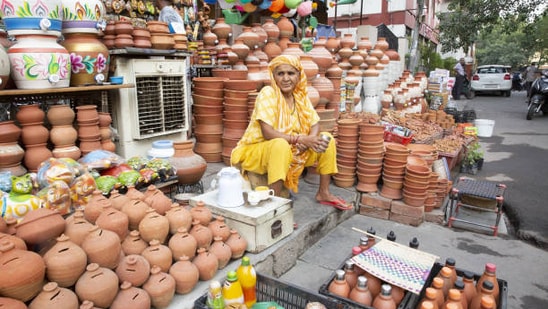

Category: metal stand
[447, 177, 506, 236]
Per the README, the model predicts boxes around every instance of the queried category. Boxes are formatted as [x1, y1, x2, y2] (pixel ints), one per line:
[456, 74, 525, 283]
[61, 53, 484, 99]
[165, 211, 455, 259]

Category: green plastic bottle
[222, 271, 244, 305]
[236, 256, 257, 307]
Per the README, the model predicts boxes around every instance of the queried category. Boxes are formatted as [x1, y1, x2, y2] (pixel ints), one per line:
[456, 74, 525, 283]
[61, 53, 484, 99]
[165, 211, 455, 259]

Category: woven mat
[351, 239, 437, 294]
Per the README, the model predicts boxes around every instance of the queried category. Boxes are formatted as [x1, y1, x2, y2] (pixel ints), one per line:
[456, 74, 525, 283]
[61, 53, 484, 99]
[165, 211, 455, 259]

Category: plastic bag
[78, 150, 126, 170]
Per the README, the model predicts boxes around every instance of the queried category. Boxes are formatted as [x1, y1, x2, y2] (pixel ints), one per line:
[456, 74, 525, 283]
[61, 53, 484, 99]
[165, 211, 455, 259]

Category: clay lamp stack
[192, 77, 228, 163]
[332, 119, 361, 188]
[355, 123, 385, 193]
[402, 164, 431, 207]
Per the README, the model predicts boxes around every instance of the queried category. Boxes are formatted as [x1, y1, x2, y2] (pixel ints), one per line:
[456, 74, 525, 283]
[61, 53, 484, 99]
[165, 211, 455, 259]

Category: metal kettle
[215, 167, 244, 208]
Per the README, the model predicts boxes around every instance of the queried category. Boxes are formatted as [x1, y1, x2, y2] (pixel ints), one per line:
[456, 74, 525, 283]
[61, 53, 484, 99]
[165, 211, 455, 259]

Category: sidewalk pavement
[168, 162, 548, 309]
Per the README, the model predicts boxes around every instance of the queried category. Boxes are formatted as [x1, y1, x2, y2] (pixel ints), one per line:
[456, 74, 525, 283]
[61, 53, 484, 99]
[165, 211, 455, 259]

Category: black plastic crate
[400, 262, 508, 309]
[194, 273, 349, 309]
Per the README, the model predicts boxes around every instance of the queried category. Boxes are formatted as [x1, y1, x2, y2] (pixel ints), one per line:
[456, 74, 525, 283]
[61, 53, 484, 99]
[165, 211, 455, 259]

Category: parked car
[470, 65, 512, 97]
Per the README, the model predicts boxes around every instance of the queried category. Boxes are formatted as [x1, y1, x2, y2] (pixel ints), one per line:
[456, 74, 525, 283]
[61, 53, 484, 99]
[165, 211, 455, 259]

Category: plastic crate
[194, 273, 348, 309]
[400, 262, 508, 309]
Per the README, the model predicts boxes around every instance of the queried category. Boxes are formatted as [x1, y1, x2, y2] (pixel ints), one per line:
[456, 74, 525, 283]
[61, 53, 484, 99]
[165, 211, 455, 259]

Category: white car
[470, 65, 512, 97]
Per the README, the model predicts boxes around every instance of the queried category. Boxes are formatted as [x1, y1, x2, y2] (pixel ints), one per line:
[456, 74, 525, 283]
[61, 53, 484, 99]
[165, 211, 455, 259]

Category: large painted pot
[0, 0, 63, 35]
[8, 34, 71, 89]
[62, 33, 109, 86]
[61, 0, 106, 34]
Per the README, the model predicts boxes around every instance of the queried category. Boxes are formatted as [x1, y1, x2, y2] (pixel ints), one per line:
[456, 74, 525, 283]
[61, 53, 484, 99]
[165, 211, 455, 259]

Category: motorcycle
[512, 72, 525, 91]
[526, 69, 548, 120]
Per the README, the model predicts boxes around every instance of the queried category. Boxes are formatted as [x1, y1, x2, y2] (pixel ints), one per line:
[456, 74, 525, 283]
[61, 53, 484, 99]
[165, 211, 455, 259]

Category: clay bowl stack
[333, 119, 361, 188]
[356, 123, 385, 193]
[402, 164, 431, 207]
[407, 143, 438, 169]
[423, 172, 440, 212]
[247, 91, 259, 117]
[192, 77, 228, 162]
[379, 143, 410, 198]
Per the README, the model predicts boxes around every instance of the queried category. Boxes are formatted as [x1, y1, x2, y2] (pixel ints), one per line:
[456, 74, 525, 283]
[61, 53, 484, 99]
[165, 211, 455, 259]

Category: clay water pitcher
[208, 215, 231, 241]
[144, 185, 172, 215]
[169, 227, 197, 260]
[349, 276, 373, 306]
[110, 281, 151, 309]
[121, 230, 148, 255]
[169, 255, 199, 294]
[190, 200, 213, 226]
[122, 199, 150, 231]
[139, 208, 170, 244]
[43, 234, 87, 287]
[193, 247, 218, 281]
[29, 282, 78, 309]
[0, 240, 45, 302]
[168, 140, 207, 185]
[143, 266, 176, 309]
[209, 236, 232, 269]
[343, 260, 358, 289]
[166, 203, 193, 234]
[328, 269, 350, 298]
[189, 219, 213, 250]
[75, 263, 119, 308]
[84, 190, 108, 224]
[141, 239, 172, 273]
[372, 284, 397, 309]
[215, 166, 244, 208]
[95, 200, 129, 241]
[225, 229, 247, 259]
[115, 254, 151, 287]
[81, 225, 122, 269]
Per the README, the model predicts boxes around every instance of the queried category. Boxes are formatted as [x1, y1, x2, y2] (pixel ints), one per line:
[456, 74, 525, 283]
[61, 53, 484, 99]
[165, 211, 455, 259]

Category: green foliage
[475, 22, 530, 69]
[463, 141, 484, 166]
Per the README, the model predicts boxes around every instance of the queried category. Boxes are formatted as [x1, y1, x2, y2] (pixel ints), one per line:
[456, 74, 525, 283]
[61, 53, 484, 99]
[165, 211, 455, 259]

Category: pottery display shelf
[109, 47, 191, 57]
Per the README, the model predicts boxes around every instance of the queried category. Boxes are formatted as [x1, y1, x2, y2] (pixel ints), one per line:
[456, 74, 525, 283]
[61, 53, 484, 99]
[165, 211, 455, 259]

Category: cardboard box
[189, 190, 294, 253]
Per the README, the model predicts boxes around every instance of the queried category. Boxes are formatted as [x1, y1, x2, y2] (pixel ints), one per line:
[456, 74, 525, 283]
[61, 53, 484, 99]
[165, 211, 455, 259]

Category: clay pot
[0, 297, 27, 308]
[109, 189, 132, 210]
[277, 16, 294, 38]
[189, 219, 213, 250]
[75, 105, 99, 123]
[168, 227, 197, 261]
[169, 255, 199, 294]
[15, 208, 65, 246]
[29, 282, 78, 309]
[144, 185, 173, 215]
[43, 234, 87, 287]
[263, 37, 282, 61]
[0, 120, 22, 143]
[169, 140, 207, 184]
[110, 281, 151, 309]
[50, 124, 77, 147]
[139, 208, 170, 244]
[79, 300, 101, 309]
[95, 200, 129, 241]
[225, 229, 247, 259]
[209, 236, 232, 269]
[115, 254, 151, 287]
[121, 230, 148, 255]
[165, 203, 193, 234]
[192, 247, 218, 281]
[211, 18, 232, 40]
[84, 190, 108, 223]
[16, 104, 44, 125]
[0, 232, 26, 250]
[189, 200, 212, 226]
[262, 19, 280, 40]
[208, 216, 231, 242]
[23, 143, 52, 173]
[122, 199, 150, 231]
[0, 240, 45, 302]
[202, 30, 218, 47]
[143, 266, 176, 309]
[147, 21, 170, 34]
[125, 185, 145, 201]
[141, 239, 172, 273]
[75, 263, 119, 308]
[81, 225, 122, 269]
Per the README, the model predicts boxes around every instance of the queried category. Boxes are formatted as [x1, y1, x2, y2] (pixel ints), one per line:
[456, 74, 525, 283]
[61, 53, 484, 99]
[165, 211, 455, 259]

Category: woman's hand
[297, 135, 329, 153]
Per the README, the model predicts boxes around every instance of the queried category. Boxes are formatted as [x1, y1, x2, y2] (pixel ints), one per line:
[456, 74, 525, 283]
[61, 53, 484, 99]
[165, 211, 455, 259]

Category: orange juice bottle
[236, 256, 257, 307]
[222, 271, 244, 305]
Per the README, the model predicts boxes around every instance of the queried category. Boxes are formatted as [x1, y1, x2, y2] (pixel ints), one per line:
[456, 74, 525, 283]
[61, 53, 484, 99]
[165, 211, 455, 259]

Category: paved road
[455, 90, 548, 248]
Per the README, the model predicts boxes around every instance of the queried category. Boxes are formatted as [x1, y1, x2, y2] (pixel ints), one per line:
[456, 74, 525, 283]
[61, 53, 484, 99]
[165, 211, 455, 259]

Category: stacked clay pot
[379, 142, 408, 200]
[222, 85, 254, 165]
[333, 119, 361, 188]
[16, 104, 52, 172]
[98, 112, 115, 152]
[47, 104, 81, 160]
[356, 123, 385, 193]
[76, 105, 102, 155]
[402, 164, 431, 207]
[0, 120, 26, 176]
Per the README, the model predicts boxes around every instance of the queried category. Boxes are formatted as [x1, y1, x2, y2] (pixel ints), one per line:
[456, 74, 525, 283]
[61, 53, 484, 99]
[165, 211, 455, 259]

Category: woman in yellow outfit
[230, 55, 352, 210]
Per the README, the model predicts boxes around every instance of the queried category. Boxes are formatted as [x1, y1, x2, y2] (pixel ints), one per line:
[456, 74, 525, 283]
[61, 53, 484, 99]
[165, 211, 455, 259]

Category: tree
[437, 0, 546, 54]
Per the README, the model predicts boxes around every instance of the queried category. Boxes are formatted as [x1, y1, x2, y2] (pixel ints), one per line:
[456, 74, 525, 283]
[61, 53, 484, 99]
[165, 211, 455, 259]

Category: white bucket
[474, 119, 495, 137]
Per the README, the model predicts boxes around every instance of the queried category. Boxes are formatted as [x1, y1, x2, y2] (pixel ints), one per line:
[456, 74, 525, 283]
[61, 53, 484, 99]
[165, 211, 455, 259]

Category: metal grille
[134, 75, 187, 139]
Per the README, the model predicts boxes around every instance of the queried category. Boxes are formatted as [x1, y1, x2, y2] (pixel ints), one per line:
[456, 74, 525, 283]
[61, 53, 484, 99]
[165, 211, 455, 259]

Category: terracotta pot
[225, 229, 247, 259]
[211, 18, 232, 40]
[116, 254, 151, 287]
[81, 225, 122, 269]
[169, 255, 199, 294]
[75, 263, 119, 308]
[122, 199, 150, 231]
[189, 200, 213, 226]
[144, 185, 173, 215]
[169, 227, 198, 261]
[192, 247, 218, 281]
[83, 190, 108, 223]
[125, 185, 145, 201]
[208, 216, 231, 242]
[237, 26, 260, 50]
[262, 19, 280, 40]
[62, 33, 110, 86]
[0, 232, 26, 250]
[141, 239, 172, 273]
[47, 104, 75, 126]
[50, 124, 77, 147]
[147, 21, 170, 34]
[277, 16, 294, 38]
[95, 199, 129, 240]
[16, 104, 44, 125]
[75, 105, 99, 123]
[143, 266, 176, 309]
[0, 240, 45, 302]
[110, 282, 151, 309]
[0, 297, 27, 308]
[169, 140, 207, 185]
[189, 219, 213, 250]
[326, 36, 341, 53]
[209, 236, 232, 269]
[165, 203, 193, 235]
[139, 208, 170, 244]
[121, 230, 148, 256]
[29, 282, 78, 309]
[0, 120, 22, 143]
[15, 208, 65, 246]
[43, 234, 87, 287]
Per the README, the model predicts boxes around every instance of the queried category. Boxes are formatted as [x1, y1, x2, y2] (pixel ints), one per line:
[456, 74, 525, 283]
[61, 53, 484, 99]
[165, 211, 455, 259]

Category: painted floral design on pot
[8, 34, 70, 89]
[0, 0, 63, 34]
[61, 0, 106, 34]
[63, 32, 109, 86]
